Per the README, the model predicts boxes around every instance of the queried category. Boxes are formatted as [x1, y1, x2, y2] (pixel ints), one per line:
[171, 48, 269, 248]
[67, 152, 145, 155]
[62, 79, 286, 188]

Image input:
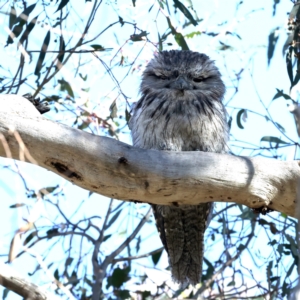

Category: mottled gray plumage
[129, 50, 229, 285]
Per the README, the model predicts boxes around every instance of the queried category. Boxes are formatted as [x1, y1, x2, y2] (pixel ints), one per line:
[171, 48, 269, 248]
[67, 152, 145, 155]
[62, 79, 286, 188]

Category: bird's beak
[170, 77, 192, 90]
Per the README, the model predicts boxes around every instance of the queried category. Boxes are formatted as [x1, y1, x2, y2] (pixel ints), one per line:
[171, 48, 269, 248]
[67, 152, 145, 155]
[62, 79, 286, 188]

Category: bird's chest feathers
[131, 98, 225, 151]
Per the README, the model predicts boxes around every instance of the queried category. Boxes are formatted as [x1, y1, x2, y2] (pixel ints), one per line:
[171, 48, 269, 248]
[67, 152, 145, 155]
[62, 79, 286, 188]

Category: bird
[129, 50, 229, 285]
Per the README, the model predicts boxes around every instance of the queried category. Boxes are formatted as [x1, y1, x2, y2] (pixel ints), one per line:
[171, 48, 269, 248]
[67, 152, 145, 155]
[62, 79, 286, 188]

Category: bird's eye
[193, 77, 204, 83]
[159, 75, 168, 80]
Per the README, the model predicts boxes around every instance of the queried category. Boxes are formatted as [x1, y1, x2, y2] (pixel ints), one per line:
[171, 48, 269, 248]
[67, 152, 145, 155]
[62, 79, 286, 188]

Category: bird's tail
[152, 203, 213, 285]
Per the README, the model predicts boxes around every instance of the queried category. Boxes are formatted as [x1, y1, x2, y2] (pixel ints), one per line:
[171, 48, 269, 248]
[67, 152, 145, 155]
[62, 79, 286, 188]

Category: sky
[0, 0, 299, 299]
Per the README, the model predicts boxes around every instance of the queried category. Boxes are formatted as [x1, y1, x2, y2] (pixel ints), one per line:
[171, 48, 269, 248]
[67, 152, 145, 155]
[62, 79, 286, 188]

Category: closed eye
[146, 72, 169, 80]
[193, 77, 205, 83]
[158, 75, 168, 80]
[149, 73, 169, 80]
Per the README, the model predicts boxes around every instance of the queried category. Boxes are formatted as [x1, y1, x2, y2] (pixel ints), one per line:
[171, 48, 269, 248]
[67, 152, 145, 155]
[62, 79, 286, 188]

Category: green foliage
[90, 44, 106, 51]
[55, 0, 70, 13]
[58, 78, 74, 98]
[273, 0, 280, 16]
[286, 47, 293, 85]
[202, 257, 215, 281]
[57, 36, 66, 65]
[9, 6, 17, 30]
[23, 231, 37, 245]
[267, 27, 279, 65]
[272, 88, 292, 101]
[260, 136, 289, 145]
[46, 228, 59, 237]
[173, 0, 198, 26]
[2, 288, 9, 300]
[166, 17, 189, 50]
[105, 209, 122, 229]
[19, 15, 38, 46]
[151, 249, 163, 265]
[236, 109, 247, 129]
[34, 30, 51, 76]
[107, 266, 131, 289]
[109, 99, 118, 119]
[6, 3, 37, 45]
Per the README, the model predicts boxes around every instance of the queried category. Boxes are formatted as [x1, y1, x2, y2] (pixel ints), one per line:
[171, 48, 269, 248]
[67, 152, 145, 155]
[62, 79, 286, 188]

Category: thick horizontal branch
[0, 95, 299, 217]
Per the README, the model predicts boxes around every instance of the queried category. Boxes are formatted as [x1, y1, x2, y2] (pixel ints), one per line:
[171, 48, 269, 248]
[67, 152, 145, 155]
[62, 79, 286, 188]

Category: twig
[196, 218, 257, 297]
[112, 246, 164, 263]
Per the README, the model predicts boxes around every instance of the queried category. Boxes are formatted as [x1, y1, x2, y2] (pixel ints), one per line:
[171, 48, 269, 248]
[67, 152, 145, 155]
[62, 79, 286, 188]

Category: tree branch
[0, 95, 299, 216]
[0, 262, 60, 300]
[112, 246, 164, 263]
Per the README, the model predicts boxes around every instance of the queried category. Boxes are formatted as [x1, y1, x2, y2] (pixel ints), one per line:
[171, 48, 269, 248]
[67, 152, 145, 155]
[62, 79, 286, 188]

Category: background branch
[0, 262, 60, 300]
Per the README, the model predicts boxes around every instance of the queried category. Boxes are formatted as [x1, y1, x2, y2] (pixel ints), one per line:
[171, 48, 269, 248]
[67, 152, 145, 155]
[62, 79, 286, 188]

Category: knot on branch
[49, 160, 82, 181]
[118, 156, 128, 164]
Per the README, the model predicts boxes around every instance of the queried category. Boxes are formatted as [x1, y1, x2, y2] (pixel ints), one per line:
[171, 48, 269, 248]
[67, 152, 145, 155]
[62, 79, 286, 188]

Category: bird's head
[140, 50, 225, 101]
